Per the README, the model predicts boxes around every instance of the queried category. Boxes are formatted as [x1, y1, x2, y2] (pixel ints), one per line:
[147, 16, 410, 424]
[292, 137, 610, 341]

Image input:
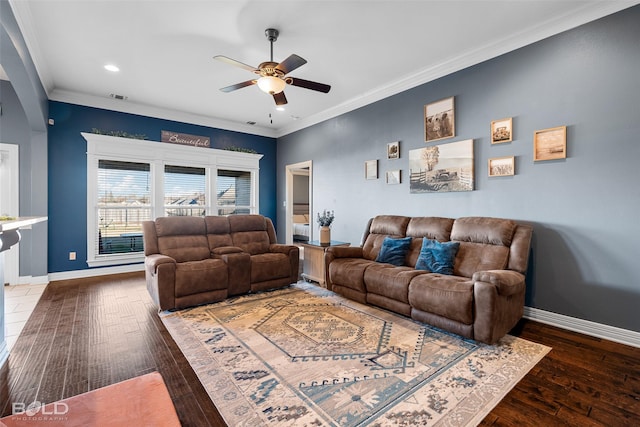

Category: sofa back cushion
[228, 214, 272, 255]
[362, 216, 410, 260]
[204, 216, 233, 249]
[405, 217, 455, 267]
[155, 216, 210, 263]
[450, 217, 516, 277]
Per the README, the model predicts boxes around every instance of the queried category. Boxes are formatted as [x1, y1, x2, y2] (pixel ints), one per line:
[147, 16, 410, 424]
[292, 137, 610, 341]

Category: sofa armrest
[326, 246, 364, 259]
[269, 244, 300, 284]
[472, 270, 525, 296]
[145, 254, 176, 275]
[473, 270, 526, 344]
[269, 244, 299, 256]
[212, 246, 244, 256]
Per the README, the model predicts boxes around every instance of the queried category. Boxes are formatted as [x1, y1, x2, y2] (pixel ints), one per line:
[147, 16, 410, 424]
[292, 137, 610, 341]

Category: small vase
[319, 226, 331, 245]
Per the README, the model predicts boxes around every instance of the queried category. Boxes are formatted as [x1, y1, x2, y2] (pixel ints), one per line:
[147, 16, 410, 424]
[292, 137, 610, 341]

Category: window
[97, 160, 151, 256]
[164, 165, 207, 217]
[217, 169, 252, 215]
[85, 133, 262, 267]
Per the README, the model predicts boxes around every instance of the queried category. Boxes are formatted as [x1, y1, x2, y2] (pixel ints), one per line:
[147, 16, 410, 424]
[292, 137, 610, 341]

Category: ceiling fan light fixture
[257, 76, 286, 94]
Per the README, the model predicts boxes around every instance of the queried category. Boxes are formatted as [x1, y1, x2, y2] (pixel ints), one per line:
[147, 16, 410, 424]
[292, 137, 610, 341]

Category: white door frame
[0, 143, 20, 286]
[285, 161, 312, 244]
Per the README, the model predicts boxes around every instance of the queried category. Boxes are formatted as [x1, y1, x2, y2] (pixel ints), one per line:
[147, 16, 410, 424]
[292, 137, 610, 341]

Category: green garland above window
[91, 128, 148, 140]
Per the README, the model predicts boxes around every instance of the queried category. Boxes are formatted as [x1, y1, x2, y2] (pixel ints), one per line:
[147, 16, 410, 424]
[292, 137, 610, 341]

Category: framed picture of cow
[425, 97, 455, 143]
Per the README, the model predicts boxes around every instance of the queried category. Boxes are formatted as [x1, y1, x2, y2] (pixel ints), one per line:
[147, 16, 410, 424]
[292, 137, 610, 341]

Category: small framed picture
[386, 170, 401, 184]
[488, 156, 515, 177]
[491, 117, 513, 144]
[534, 126, 566, 161]
[425, 97, 455, 142]
[387, 141, 400, 159]
[365, 159, 378, 180]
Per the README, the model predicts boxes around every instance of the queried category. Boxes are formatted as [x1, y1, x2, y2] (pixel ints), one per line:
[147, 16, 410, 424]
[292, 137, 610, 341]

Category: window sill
[87, 253, 145, 268]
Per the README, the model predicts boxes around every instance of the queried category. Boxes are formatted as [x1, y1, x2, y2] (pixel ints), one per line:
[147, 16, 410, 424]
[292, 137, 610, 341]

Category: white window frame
[84, 132, 262, 267]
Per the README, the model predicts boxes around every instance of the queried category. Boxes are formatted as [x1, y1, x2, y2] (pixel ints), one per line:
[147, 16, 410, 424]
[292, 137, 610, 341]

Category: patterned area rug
[160, 283, 550, 426]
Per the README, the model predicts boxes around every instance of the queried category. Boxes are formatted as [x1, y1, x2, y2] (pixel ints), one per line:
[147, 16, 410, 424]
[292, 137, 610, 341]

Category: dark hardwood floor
[1, 272, 638, 426]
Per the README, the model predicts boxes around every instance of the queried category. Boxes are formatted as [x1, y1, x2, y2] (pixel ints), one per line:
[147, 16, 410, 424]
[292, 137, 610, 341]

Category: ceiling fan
[214, 28, 331, 106]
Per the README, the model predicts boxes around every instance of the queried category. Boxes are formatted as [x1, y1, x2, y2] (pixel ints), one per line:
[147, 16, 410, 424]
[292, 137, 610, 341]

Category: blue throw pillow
[415, 238, 460, 275]
[375, 236, 412, 266]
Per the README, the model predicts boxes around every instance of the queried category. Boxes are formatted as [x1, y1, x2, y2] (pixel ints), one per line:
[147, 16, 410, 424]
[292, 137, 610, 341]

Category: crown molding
[7, 0, 54, 92]
[49, 89, 278, 138]
[275, 1, 640, 137]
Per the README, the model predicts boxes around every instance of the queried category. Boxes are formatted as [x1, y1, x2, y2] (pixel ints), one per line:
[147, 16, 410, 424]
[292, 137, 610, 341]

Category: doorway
[0, 143, 19, 285]
[285, 161, 312, 245]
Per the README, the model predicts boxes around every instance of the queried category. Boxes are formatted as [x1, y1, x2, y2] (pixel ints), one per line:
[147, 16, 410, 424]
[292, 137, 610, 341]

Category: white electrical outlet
[69, 252, 76, 260]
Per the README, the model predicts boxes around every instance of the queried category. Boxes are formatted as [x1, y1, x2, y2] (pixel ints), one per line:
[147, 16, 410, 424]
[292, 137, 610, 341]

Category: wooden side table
[300, 240, 349, 286]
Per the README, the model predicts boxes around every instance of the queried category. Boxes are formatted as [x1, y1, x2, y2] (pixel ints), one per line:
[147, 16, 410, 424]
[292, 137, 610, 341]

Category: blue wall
[47, 101, 277, 273]
[277, 6, 640, 332]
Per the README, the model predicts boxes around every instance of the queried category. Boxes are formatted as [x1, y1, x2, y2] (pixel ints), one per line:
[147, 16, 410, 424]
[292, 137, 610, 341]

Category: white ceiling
[7, 1, 639, 138]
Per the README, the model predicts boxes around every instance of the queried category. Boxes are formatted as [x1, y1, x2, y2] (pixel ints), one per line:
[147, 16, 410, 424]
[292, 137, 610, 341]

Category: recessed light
[104, 64, 120, 72]
[276, 107, 285, 112]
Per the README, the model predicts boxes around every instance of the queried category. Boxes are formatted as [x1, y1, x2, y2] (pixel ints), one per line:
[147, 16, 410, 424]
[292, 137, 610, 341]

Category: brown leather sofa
[142, 214, 299, 311]
[325, 215, 533, 344]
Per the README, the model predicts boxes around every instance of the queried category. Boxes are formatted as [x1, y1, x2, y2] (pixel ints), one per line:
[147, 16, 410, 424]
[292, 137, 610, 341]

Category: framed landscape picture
[409, 139, 474, 193]
[534, 126, 566, 161]
[488, 156, 515, 177]
[424, 97, 455, 142]
[491, 117, 513, 144]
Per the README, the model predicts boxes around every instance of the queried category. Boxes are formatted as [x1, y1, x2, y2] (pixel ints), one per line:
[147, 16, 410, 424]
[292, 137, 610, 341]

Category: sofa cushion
[155, 216, 210, 263]
[362, 215, 410, 260]
[450, 217, 515, 278]
[364, 264, 425, 303]
[228, 215, 272, 254]
[375, 236, 412, 266]
[328, 258, 376, 293]
[231, 230, 271, 255]
[454, 242, 510, 278]
[408, 274, 474, 325]
[406, 217, 455, 241]
[415, 238, 460, 275]
[174, 259, 228, 298]
[204, 216, 234, 249]
[250, 253, 291, 283]
[451, 217, 516, 246]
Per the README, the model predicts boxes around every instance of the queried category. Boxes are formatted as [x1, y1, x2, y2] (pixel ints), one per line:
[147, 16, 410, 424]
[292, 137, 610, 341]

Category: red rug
[0, 372, 180, 426]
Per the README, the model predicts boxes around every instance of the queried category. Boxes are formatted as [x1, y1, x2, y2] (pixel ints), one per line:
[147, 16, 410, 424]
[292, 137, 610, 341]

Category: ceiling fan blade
[288, 77, 331, 93]
[220, 80, 257, 92]
[275, 54, 307, 75]
[273, 91, 288, 106]
[214, 55, 257, 73]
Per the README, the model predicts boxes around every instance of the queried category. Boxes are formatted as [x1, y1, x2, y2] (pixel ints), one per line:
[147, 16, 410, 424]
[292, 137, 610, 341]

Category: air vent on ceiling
[246, 121, 256, 125]
[109, 93, 128, 100]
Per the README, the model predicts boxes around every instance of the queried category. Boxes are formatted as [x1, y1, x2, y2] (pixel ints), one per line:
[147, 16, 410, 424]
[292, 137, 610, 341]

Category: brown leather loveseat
[142, 214, 299, 311]
[325, 215, 533, 344]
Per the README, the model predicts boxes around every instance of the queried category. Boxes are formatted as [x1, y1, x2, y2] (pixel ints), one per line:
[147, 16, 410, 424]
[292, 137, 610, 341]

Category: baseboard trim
[17, 275, 50, 286]
[48, 264, 144, 282]
[523, 306, 640, 349]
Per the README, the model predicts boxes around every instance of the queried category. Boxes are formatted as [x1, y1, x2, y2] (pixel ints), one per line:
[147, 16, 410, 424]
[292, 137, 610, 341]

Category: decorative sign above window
[161, 130, 210, 148]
